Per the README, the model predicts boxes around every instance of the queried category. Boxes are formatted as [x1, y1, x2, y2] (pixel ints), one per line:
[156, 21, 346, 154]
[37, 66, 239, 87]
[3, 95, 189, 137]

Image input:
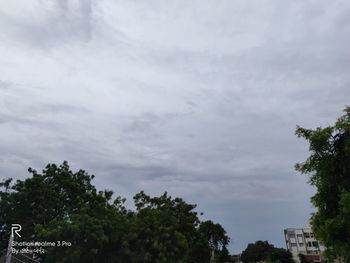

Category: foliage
[269, 247, 293, 263]
[241, 240, 293, 263]
[295, 107, 350, 261]
[130, 191, 230, 263]
[197, 220, 230, 262]
[0, 162, 230, 263]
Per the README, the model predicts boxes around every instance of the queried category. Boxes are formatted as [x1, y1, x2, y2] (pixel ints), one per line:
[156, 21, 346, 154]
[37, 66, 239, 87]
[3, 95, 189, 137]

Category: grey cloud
[0, 0, 94, 48]
[123, 112, 160, 135]
[31, 103, 89, 114]
[0, 80, 12, 90]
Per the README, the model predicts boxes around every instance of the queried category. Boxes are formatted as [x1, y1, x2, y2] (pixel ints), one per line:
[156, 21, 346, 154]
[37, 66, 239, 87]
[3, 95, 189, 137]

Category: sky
[1, 0, 350, 253]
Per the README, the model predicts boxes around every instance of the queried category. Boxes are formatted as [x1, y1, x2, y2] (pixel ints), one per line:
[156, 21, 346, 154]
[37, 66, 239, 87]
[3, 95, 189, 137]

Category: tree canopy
[295, 106, 350, 262]
[241, 240, 293, 263]
[0, 161, 230, 263]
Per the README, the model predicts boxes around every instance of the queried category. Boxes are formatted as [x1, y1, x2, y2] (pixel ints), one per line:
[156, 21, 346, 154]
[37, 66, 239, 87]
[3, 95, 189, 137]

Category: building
[284, 225, 324, 263]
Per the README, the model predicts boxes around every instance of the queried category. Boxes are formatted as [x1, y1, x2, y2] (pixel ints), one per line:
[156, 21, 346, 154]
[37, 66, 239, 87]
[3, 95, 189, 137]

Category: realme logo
[11, 224, 22, 238]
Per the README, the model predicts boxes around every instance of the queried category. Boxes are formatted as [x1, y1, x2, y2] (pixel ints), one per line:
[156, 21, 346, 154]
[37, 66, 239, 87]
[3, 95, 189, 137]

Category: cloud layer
[1, 0, 350, 252]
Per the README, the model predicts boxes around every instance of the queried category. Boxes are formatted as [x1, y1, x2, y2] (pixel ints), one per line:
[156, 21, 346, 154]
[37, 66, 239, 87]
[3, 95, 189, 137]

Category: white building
[284, 225, 324, 263]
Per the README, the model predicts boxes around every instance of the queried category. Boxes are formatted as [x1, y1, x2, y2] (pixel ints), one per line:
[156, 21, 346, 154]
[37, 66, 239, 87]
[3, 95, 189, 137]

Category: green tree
[0, 162, 231, 263]
[241, 240, 274, 263]
[130, 191, 199, 263]
[269, 247, 293, 263]
[295, 107, 350, 262]
[241, 241, 293, 263]
[130, 192, 230, 263]
[0, 162, 131, 262]
[197, 220, 230, 263]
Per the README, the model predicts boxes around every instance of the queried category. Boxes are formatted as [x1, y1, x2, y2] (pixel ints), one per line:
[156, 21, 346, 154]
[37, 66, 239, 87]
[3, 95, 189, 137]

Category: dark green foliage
[241, 240, 273, 263]
[295, 107, 350, 261]
[241, 240, 293, 263]
[0, 162, 130, 262]
[193, 220, 231, 263]
[269, 247, 294, 263]
[130, 192, 230, 263]
[0, 162, 230, 263]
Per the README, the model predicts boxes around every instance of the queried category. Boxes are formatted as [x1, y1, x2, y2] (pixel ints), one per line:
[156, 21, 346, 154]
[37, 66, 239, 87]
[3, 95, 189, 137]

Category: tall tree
[130, 192, 230, 263]
[131, 191, 199, 263]
[197, 220, 230, 263]
[0, 162, 131, 262]
[295, 106, 350, 262]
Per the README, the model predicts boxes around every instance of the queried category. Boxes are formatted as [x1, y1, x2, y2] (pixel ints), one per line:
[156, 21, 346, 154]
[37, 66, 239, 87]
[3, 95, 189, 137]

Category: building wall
[284, 226, 324, 263]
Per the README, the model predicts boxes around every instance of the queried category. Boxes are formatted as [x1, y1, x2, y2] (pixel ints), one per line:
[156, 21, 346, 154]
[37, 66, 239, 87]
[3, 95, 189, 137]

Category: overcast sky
[1, 0, 350, 253]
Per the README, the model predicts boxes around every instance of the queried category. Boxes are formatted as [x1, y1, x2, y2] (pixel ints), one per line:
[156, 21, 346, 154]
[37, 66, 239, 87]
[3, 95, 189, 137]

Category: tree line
[0, 162, 230, 263]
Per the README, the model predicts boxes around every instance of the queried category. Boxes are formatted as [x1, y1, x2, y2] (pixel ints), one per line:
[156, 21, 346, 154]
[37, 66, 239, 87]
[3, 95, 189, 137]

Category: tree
[295, 106, 350, 262]
[184, 220, 230, 263]
[269, 247, 293, 263]
[0, 162, 131, 262]
[241, 240, 273, 263]
[0, 161, 231, 263]
[130, 192, 230, 263]
[130, 191, 199, 263]
[241, 241, 293, 263]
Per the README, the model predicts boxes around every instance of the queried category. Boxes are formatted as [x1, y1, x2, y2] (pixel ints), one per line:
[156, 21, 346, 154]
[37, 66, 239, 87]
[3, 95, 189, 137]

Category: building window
[297, 234, 303, 243]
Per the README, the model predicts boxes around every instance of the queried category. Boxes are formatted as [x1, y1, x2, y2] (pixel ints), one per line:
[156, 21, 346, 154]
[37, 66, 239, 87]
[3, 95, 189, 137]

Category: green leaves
[296, 106, 350, 261]
[130, 191, 230, 263]
[241, 241, 293, 263]
[0, 162, 230, 263]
